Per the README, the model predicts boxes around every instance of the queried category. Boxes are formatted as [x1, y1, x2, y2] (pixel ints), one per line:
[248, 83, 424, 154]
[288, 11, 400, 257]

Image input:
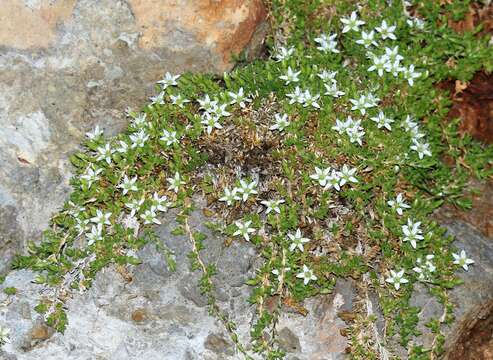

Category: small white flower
[170, 94, 190, 108]
[332, 117, 352, 134]
[160, 129, 179, 146]
[86, 125, 103, 140]
[261, 199, 285, 214]
[386, 269, 408, 290]
[310, 167, 331, 187]
[198, 94, 218, 112]
[302, 90, 320, 109]
[115, 140, 129, 154]
[286, 86, 305, 104]
[80, 166, 103, 189]
[280, 67, 301, 85]
[233, 220, 255, 241]
[375, 20, 397, 40]
[152, 192, 172, 212]
[167, 172, 185, 193]
[341, 11, 365, 33]
[324, 82, 345, 98]
[0, 326, 11, 345]
[209, 103, 231, 118]
[129, 130, 149, 149]
[324, 170, 342, 191]
[96, 143, 115, 165]
[157, 72, 180, 89]
[387, 193, 410, 215]
[288, 228, 311, 252]
[125, 198, 145, 217]
[272, 267, 291, 281]
[413, 255, 436, 281]
[385, 46, 404, 64]
[118, 175, 138, 195]
[150, 91, 165, 105]
[356, 30, 378, 48]
[274, 46, 295, 62]
[452, 250, 475, 271]
[269, 113, 290, 132]
[402, 218, 423, 249]
[314, 33, 339, 53]
[86, 225, 103, 246]
[346, 125, 365, 146]
[296, 264, 317, 285]
[370, 111, 394, 130]
[228, 87, 252, 108]
[338, 165, 358, 186]
[410, 139, 432, 159]
[402, 64, 421, 86]
[90, 209, 112, 227]
[219, 188, 240, 206]
[402, 115, 419, 132]
[131, 113, 147, 128]
[317, 69, 338, 83]
[140, 209, 161, 225]
[368, 54, 391, 77]
[75, 218, 90, 234]
[349, 95, 372, 115]
[236, 179, 258, 202]
[201, 113, 223, 135]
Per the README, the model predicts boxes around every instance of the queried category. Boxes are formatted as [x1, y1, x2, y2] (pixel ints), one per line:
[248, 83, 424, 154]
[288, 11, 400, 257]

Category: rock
[278, 327, 301, 353]
[0, 0, 268, 273]
[204, 333, 234, 356]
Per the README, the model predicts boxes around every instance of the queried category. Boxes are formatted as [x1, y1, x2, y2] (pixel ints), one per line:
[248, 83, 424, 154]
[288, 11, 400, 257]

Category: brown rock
[131, 308, 148, 323]
[128, 0, 267, 72]
[30, 324, 52, 340]
[0, 0, 76, 49]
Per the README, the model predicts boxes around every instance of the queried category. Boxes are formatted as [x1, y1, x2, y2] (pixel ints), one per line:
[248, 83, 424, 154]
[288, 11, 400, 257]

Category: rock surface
[0, 0, 267, 272]
[0, 207, 354, 359]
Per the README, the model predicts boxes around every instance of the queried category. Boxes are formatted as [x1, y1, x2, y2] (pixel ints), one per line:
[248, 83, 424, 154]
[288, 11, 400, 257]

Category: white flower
[338, 165, 358, 186]
[314, 33, 339, 53]
[302, 90, 320, 109]
[160, 129, 179, 146]
[375, 20, 397, 40]
[324, 170, 342, 191]
[346, 124, 365, 146]
[310, 167, 331, 187]
[131, 113, 147, 128]
[150, 91, 165, 105]
[296, 265, 317, 285]
[219, 188, 240, 206]
[141, 209, 161, 225]
[272, 267, 291, 281]
[402, 64, 421, 86]
[402, 115, 419, 132]
[402, 218, 423, 249]
[118, 175, 138, 195]
[386, 269, 408, 290]
[318, 69, 338, 83]
[269, 113, 290, 132]
[167, 172, 185, 193]
[385, 46, 404, 64]
[80, 166, 103, 189]
[209, 103, 231, 118]
[341, 11, 365, 33]
[233, 220, 255, 241]
[86, 225, 103, 246]
[201, 113, 223, 135]
[288, 228, 311, 252]
[198, 94, 218, 112]
[387, 193, 410, 215]
[356, 30, 378, 48]
[125, 198, 145, 217]
[324, 82, 345, 98]
[349, 95, 372, 115]
[413, 255, 435, 281]
[152, 192, 172, 212]
[236, 179, 258, 202]
[452, 250, 475, 271]
[157, 72, 180, 89]
[286, 86, 305, 104]
[261, 199, 285, 214]
[90, 209, 112, 227]
[274, 46, 295, 62]
[365, 92, 380, 107]
[115, 140, 129, 154]
[370, 111, 394, 130]
[129, 130, 149, 149]
[170, 94, 190, 108]
[96, 143, 115, 165]
[75, 218, 90, 234]
[86, 125, 103, 140]
[368, 54, 391, 77]
[407, 17, 425, 30]
[228, 87, 252, 108]
[332, 117, 352, 134]
[280, 67, 301, 85]
[0, 326, 11, 345]
[410, 139, 432, 159]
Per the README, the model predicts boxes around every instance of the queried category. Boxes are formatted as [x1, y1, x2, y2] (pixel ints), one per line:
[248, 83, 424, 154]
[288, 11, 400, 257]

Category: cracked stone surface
[0, 0, 267, 272]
